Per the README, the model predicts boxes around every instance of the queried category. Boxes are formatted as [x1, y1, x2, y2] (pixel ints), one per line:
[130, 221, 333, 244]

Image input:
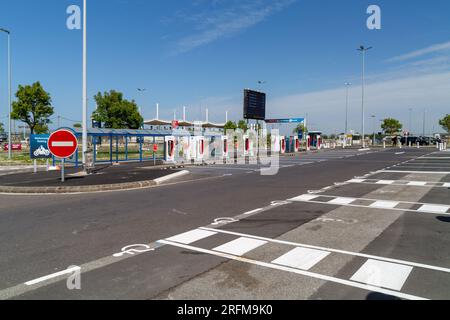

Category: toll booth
[280, 136, 286, 154]
[165, 136, 175, 162]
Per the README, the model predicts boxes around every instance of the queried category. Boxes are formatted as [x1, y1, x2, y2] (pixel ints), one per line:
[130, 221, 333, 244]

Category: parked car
[0, 133, 7, 143]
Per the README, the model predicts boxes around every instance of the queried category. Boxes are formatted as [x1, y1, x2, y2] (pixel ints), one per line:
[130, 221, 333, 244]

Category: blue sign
[30, 134, 51, 159]
[265, 118, 305, 124]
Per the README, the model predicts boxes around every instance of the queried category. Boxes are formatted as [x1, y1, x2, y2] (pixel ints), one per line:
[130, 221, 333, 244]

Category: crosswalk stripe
[328, 197, 356, 205]
[158, 240, 427, 300]
[166, 229, 217, 244]
[351, 259, 413, 291]
[417, 204, 450, 214]
[213, 237, 267, 256]
[369, 201, 400, 209]
[271, 247, 330, 271]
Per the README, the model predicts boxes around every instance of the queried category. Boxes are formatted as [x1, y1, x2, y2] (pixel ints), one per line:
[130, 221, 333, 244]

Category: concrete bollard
[417, 142, 420, 149]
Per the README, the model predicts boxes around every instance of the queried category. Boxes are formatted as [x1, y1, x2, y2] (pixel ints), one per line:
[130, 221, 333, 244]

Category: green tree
[34, 123, 50, 134]
[293, 123, 308, 134]
[92, 90, 143, 129]
[223, 121, 237, 131]
[381, 118, 403, 136]
[11, 82, 54, 135]
[439, 115, 450, 134]
[73, 123, 82, 129]
[237, 120, 248, 132]
[0, 122, 4, 133]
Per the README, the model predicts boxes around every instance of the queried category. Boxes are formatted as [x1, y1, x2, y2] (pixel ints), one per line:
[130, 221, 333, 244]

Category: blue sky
[0, 0, 449, 134]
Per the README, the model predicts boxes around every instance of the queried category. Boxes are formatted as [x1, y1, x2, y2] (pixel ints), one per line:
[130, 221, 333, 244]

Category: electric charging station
[271, 135, 280, 153]
[307, 135, 311, 151]
[292, 136, 300, 152]
[280, 136, 286, 154]
[191, 136, 205, 162]
[165, 136, 175, 162]
[222, 136, 229, 159]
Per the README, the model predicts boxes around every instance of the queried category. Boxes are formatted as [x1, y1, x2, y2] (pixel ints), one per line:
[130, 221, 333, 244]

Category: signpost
[48, 129, 78, 182]
[30, 134, 51, 173]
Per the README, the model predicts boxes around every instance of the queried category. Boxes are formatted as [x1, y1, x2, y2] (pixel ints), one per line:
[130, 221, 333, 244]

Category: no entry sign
[48, 129, 78, 159]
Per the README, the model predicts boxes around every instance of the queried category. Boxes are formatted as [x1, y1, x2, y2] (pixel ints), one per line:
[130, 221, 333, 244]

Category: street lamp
[0, 27, 11, 159]
[408, 108, 413, 135]
[357, 45, 372, 149]
[344, 82, 351, 134]
[137, 88, 147, 129]
[81, 0, 88, 168]
[371, 115, 376, 146]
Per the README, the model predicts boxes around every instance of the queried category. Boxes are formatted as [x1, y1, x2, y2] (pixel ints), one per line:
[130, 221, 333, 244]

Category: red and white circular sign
[48, 129, 79, 159]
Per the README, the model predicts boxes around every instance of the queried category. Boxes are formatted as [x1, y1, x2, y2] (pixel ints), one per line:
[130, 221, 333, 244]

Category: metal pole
[345, 83, 350, 134]
[82, 0, 88, 168]
[7, 32, 11, 159]
[361, 50, 366, 148]
[61, 158, 65, 182]
[422, 109, 426, 137]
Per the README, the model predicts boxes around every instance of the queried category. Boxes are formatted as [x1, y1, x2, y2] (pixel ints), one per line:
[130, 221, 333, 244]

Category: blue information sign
[30, 134, 51, 159]
[265, 118, 305, 124]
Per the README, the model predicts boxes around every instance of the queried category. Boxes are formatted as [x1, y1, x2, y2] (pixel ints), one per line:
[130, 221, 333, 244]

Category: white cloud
[171, 0, 296, 54]
[386, 41, 450, 63]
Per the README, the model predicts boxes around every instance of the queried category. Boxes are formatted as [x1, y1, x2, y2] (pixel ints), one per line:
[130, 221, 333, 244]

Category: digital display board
[244, 89, 266, 120]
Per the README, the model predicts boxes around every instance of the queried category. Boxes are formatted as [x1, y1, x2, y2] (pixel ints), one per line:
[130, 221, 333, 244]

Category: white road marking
[369, 201, 399, 209]
[25, 266, 81, 286]
[272, 247, 330, 271]
[158, 240, 427, 300]
[51, 141, 74, 147]
[290, 194, 450, 216]
[328, 197, 356, 205]
[213, 237, 267, 256]
[244, 208, 263, 215]
[289, 194, 319, 202]
[199, 227, 450, 274]
[351, 259, 413, 291]
[407, 181, 427, 186]
[166, 229, 217, 245]
[348, 179, 365, 183]
[376, 180, 395, 185]
[377, 170, 450, 174]
[417, 204, 450, 214]
[444, 183, 450, 188]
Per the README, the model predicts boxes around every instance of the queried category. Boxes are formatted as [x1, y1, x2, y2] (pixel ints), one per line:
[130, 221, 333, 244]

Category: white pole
[361, 50, 366, 149]
[206, 108, 209, 123]
[82, 0, 88, 167]
[225, 111, 228, 123]
[156, 103, 159, 120]
[7, 32, 11, 160]
[183, 106, 186, 122]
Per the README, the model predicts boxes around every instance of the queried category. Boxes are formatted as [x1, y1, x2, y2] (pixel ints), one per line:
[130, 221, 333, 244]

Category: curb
[0, 170, 190, 194]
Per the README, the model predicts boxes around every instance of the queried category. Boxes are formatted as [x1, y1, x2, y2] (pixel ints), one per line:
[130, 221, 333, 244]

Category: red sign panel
[153, 144, 158, 152]
[48, 129, 78, 158]
[3, 144, 22, 151]
[172, 120, 179, 129]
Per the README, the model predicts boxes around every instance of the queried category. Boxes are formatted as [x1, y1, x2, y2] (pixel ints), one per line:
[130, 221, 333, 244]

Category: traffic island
[0, 162, 190, 194]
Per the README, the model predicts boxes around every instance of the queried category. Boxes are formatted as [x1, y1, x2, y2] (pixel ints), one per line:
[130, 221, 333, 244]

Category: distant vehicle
[0, 133, 7, 143]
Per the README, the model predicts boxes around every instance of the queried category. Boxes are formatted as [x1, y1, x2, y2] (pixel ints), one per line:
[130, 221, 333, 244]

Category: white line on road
[158, 240, 427, 301]
[199, 227, 450, 274]
[25, 266, 81, 286]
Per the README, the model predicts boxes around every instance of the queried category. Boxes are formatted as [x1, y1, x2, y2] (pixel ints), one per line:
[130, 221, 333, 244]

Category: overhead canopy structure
[143, 119, 225, 129]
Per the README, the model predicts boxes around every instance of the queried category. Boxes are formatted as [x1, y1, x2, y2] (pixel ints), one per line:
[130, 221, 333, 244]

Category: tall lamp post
[0, 28, 11, 160]
[371, 115, 376, 146]
[82, 0, 88, 168]
[137, 88, 147, 129]
[357, 45, 372, 149]
[344, 82, 351, 134]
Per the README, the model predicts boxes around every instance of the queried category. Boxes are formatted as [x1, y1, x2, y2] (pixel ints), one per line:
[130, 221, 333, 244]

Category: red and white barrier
[165, 136, 176, 162]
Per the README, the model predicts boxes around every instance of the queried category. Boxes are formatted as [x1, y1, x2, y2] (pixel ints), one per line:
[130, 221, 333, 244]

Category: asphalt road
[1, 147, 449, 300]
